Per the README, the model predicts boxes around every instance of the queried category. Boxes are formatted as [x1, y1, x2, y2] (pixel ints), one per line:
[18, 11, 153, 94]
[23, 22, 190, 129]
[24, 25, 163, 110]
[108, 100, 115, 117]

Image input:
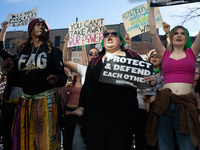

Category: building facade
[1, 23, 196, 73]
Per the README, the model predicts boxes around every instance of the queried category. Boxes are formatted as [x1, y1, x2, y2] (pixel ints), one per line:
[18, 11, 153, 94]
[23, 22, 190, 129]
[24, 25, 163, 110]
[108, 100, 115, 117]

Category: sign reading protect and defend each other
[99, 54, 153, 89]
[68, 18, 104, 47]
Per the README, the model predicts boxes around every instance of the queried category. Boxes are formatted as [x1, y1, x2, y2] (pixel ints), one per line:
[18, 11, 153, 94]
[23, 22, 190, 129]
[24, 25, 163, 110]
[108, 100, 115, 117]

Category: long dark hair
[19, 31, 53, 56]
[72, 75, 76, 85]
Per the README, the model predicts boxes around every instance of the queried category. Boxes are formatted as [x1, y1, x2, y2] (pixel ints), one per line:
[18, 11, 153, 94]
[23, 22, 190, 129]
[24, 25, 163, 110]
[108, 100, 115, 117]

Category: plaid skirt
[12, 89, 60, 150]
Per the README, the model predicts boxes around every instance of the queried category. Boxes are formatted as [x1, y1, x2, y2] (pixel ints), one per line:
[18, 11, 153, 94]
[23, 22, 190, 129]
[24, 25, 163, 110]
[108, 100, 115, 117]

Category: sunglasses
[103, 32, 118, 38]
[88, 52, 99, 56]
[150, 54, 160, 58]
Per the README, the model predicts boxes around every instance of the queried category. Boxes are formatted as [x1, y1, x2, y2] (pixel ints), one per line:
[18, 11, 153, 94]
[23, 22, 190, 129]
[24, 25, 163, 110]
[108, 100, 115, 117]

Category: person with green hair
[146, 0, 200, 149]
[163, 21, 192, 51]
[66, 28, 157, 150]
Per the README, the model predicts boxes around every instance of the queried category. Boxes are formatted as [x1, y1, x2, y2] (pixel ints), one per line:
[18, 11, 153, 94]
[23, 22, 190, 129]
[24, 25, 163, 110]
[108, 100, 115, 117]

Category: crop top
[161, 48, 196, 84]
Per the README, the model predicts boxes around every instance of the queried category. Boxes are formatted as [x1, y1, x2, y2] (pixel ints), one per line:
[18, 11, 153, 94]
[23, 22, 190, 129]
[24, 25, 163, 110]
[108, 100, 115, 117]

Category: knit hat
[28, 18, 50, 36]
[170, 26, 192, 50]
[101, 29, 126, 47]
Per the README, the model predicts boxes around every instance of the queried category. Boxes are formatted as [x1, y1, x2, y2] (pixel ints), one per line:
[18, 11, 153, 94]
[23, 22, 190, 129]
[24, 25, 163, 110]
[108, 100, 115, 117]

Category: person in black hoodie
[0, 19, 67, 150]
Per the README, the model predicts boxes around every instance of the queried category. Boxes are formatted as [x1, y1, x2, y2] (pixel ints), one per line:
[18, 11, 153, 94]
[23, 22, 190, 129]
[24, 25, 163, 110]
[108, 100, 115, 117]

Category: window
[72, 47, 76, 51]
[131, 34, 141, 42]
[6, 38, 15, 49]
[55, 36, 60, 47]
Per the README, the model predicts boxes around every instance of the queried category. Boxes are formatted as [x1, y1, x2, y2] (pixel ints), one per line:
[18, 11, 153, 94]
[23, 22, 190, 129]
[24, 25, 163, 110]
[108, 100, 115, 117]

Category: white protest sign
[68, 18, 104, 47]
[6, 7, 38, 27]
[99, 54, 153, 89]
[71, 51, 82, 65]
[122, 3, 163, 37]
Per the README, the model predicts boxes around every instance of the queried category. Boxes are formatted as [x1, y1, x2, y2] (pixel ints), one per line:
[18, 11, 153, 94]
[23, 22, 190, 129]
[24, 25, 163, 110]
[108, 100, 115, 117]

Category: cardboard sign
[131, 42, 154, 55]
[122, 3, 163, 38]
[150, 0, 200, 7]
[99, 54, 153, 89]
[71, 51, 82, 65]
[6, 7, 38, 27]
[68, 18, 104, 47]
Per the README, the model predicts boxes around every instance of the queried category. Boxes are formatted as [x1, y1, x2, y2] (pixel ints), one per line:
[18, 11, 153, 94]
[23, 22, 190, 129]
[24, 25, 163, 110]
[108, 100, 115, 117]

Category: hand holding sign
[103, 26, 108, 33]
[163, 22, 170, 34]
[144, 75, 157, 86]
[64, 33, 70, 44]
[1, 21, 8, 30]
[124, 33, 131, 45]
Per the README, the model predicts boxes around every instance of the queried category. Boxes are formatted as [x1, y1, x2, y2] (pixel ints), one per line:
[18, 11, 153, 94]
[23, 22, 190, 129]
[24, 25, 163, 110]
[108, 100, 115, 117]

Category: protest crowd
[1, 0, 200, 150]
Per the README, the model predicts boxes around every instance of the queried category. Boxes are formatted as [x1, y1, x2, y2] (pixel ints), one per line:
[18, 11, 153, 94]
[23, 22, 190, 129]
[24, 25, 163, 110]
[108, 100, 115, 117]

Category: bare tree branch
[172, 5, 200, 25]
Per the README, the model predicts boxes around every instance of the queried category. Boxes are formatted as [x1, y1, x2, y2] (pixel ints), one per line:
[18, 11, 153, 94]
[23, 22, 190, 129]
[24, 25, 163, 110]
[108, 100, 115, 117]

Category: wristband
[76, 107, 84, 111]
[126, 44, 131, 47]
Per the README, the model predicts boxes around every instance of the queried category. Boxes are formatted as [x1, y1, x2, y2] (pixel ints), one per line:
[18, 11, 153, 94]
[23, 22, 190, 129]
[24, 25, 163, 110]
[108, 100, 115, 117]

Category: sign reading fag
[122, 3, 163, 38]
[6, 7, 38, 27]
[68, 18, 104, 47]
[99, 54, 153, 89]
[150, 0, 200, 7]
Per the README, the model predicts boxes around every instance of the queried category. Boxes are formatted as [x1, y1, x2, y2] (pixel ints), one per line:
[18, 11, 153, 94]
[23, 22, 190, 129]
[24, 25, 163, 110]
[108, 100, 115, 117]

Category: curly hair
[18, 33, 53, 57]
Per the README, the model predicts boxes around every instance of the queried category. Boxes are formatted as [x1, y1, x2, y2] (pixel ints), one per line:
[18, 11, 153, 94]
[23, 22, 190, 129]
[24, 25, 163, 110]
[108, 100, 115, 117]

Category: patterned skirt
[12, 89, 60, 150]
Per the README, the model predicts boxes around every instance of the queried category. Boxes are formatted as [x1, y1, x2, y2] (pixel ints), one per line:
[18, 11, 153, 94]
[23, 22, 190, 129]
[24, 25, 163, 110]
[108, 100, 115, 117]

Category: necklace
[26, 45, 40, 75]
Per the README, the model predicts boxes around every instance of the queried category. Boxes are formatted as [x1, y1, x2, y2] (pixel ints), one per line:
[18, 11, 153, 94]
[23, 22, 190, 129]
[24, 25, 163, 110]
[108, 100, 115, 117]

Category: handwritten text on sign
[71, 51, 82, 65]
[68, 18, 104, 47]
[99, 54, 153, 89]
[6, 7, 38, 27]
[151, 0, 200, 7]
[122, 3, 163, 37]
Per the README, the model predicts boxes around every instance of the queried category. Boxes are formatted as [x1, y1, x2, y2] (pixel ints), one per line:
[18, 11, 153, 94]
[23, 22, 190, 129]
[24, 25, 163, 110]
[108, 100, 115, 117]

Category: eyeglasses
[88, 52, 99, 56]
[103, 32, 118, 38]
[150, 54, 160, 58]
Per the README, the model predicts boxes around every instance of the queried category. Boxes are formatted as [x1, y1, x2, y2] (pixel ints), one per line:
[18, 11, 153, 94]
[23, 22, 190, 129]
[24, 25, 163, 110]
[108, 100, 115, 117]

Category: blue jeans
[72, 123, 87, 150]
[157, 103, 196, 150]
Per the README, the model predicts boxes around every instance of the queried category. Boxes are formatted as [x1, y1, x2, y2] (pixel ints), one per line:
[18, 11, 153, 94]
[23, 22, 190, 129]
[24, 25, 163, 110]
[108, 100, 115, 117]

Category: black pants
[86, 123, 135, 150]
[2, 102, 17, 150]
[63, 106, 77, 150]
[135, 109, 147, 150]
